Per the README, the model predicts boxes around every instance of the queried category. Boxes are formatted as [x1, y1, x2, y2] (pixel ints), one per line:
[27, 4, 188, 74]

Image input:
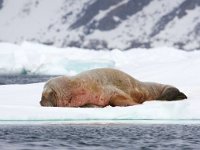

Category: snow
[0, 42, 200, 124]
[153, 6, 200, 49]
[90, 0, 185, 50]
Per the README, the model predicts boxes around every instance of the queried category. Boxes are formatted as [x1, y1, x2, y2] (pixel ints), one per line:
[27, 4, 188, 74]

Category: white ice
[0, 42, 114, 75]
[0, 42, 200, 124]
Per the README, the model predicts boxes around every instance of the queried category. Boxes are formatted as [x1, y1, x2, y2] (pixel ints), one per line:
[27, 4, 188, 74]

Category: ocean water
[0, 75, 55, 85]
[0, 124, 200, 150]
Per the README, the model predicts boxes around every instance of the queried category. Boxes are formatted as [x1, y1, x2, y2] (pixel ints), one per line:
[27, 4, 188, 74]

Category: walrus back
[75, 68, 139, 89]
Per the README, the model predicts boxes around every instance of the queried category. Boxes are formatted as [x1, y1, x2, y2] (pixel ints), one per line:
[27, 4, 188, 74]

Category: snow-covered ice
[0, 42, 114, 75]
[0, 42, 199, 124]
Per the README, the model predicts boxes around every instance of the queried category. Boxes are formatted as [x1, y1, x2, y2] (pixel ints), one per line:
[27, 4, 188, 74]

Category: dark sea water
[0, 75, 200, 149]
[0, 75, 56, 85]
[0, 124, 200, 150]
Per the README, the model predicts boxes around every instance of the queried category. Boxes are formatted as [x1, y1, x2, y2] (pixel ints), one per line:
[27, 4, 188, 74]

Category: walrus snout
[40, 96, 54, 107]
[40, 87, 57, 107]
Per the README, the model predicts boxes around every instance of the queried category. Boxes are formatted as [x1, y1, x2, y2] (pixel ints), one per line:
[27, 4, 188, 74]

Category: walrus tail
[157, 87, 187, 101]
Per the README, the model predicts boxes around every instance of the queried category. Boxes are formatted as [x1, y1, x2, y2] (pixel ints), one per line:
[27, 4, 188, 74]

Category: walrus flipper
[157, 87, 187, 101]
[109, 89, 138, 107]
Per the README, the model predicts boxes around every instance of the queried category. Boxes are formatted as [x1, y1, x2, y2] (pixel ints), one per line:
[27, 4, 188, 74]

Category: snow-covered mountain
[0, 0, 200, 50]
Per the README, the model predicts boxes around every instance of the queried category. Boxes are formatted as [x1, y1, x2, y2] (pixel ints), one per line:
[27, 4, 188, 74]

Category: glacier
[0, 42, 200, 124]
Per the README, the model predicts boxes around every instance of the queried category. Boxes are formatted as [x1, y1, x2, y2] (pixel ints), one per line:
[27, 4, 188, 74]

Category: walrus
[40, 68, 187, 107]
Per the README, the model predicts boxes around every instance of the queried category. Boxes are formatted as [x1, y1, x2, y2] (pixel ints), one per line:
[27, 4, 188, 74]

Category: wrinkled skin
[40, 68, 187, 107]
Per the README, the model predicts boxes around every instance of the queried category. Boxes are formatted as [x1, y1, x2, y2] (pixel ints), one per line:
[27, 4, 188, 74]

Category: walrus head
[40, 76, 74, 107]
[40, 87, 56, 107]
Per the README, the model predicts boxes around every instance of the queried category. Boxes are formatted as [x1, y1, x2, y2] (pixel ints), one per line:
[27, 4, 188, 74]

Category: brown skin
[40, 68, 187, 107]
